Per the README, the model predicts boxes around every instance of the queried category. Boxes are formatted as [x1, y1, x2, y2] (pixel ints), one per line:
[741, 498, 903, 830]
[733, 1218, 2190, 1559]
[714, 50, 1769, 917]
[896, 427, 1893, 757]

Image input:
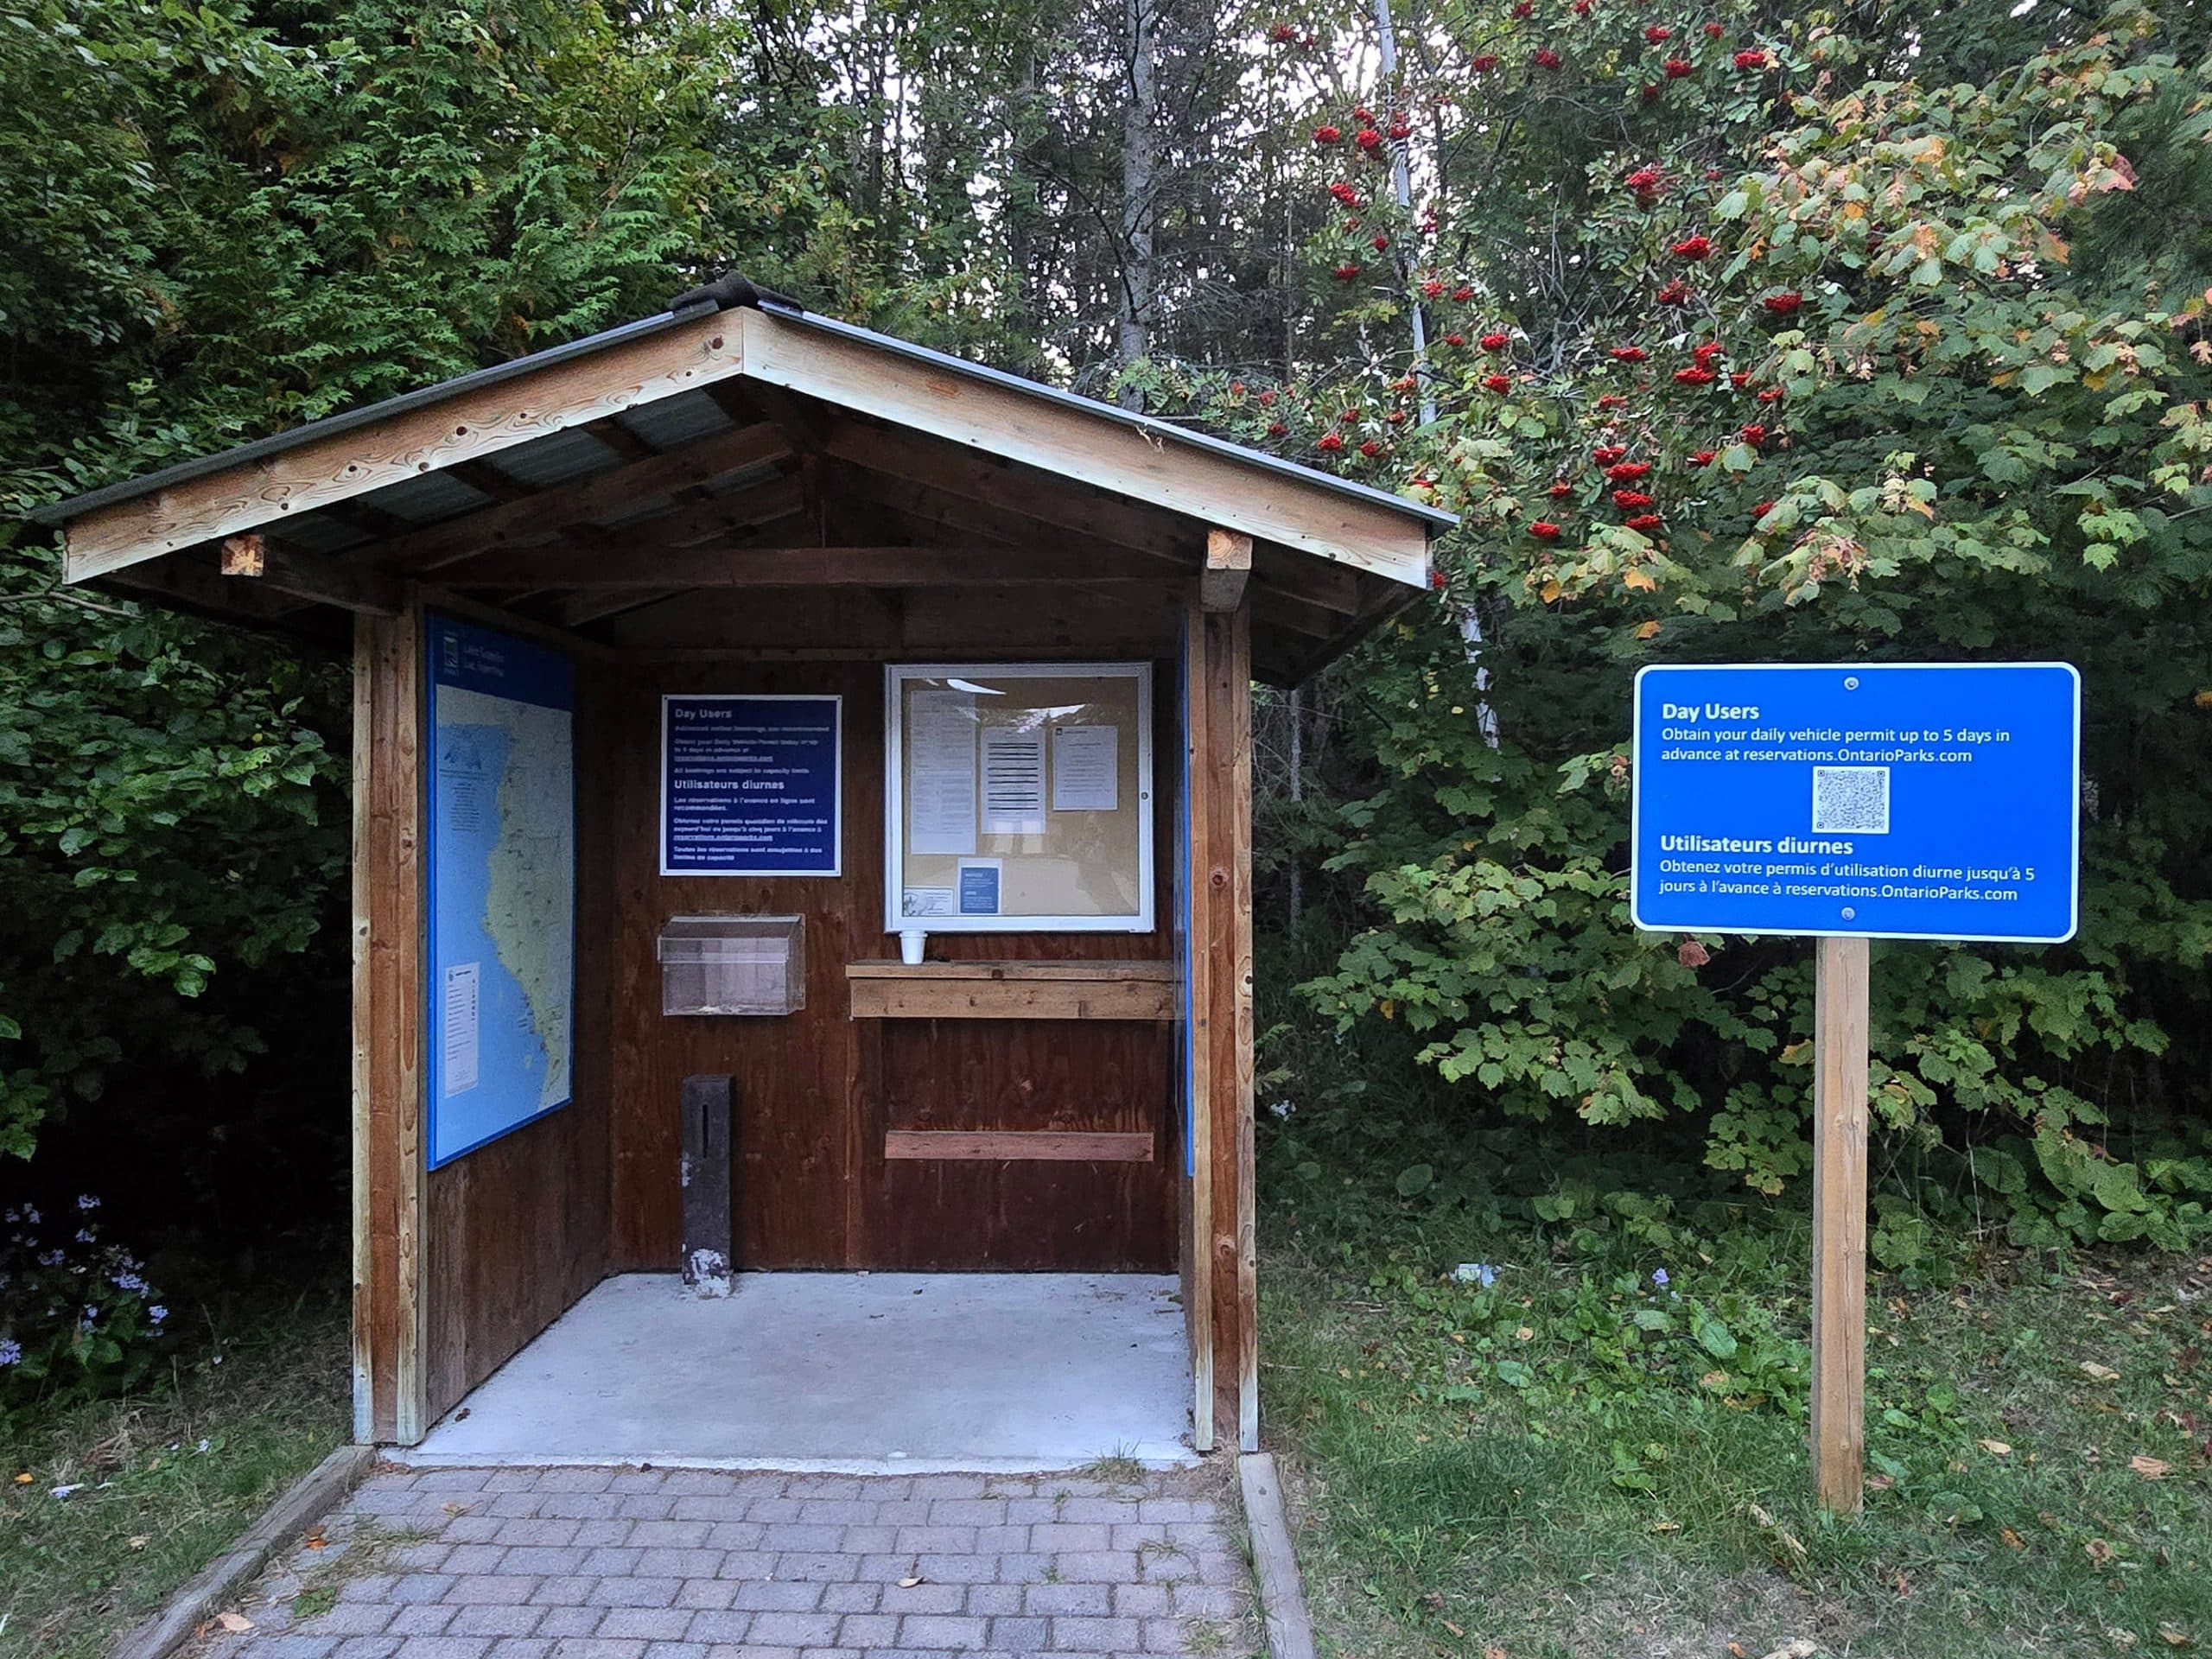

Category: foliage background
[2, 0, 2209, 1392]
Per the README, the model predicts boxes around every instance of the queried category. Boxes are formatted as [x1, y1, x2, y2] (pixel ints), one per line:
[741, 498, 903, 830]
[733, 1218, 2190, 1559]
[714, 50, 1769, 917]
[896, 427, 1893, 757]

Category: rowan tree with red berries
[1197, 0, 2212, 1224]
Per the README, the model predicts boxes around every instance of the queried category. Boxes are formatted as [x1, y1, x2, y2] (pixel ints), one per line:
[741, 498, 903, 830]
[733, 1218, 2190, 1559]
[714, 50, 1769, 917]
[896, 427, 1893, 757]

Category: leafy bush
[1236, 0, 2212, 1239]
[0, 1195, 169, 1419]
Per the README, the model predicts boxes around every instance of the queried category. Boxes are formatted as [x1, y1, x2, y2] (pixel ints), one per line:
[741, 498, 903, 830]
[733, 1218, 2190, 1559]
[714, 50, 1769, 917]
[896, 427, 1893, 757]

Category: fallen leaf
[2131, 1454, 2171, 1479]
[216, 1613, 254, 1634]
[1865, 1473, 1897, 1491]
[1979, 1438, 2012, 1457]
[441, 1502, 469, 1516]
[2082, 1361, 2121, 1382]
[1635, 620, 1662, 639]
[2158, 1626, 2193, 1649]
[1895, 1569, 1910, 1596]
[1760, 1643, 1819, 1659]
[127, 1535, 149, 1551]
[1649, 1519, 1681, 1534]
[2001, 1527, 2026, 1549]
[1442, 1618, 1465, 1637]
[1515, 1326, 1535, 1342]
[899, 1576, 924, 1589]
[2088, 1538, 2117, 1566]
[1728, 1645, 1748, 1658]
[11, 1472, 30, 1485]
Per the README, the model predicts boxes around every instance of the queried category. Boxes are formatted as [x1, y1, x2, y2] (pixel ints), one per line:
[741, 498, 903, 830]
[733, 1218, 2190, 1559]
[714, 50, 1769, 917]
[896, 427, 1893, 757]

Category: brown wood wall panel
[864, 1018, 1175, 1268]
[419, 658, 616, 1425]
[604, 627, 1182, 1275]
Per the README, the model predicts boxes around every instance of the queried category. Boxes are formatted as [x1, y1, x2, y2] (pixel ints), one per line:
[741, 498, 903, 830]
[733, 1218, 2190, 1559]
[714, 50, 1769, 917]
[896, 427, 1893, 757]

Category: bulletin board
[884, 663, 1154, 933]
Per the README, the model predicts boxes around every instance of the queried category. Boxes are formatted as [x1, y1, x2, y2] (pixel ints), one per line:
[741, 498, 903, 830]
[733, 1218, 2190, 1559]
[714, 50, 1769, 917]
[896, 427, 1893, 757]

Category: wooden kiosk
[36, 275, 1451, 1456]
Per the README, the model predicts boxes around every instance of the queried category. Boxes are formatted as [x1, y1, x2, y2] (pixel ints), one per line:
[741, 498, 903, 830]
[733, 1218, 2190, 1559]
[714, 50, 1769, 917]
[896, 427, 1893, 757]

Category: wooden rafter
[444, 544, 1175, 589]
[384, 421, 793, 571]
[827, 421, 1191, 563]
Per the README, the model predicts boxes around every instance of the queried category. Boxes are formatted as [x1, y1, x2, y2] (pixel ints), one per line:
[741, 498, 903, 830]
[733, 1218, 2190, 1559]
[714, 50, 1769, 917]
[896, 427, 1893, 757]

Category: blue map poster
[661, 695, 842, 876]
[425, 614, 575, 1167]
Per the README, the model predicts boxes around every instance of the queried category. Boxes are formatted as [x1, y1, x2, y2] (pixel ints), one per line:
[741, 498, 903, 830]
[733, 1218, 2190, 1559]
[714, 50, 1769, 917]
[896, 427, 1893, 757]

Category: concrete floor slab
[406, 1272, 1194, 1471]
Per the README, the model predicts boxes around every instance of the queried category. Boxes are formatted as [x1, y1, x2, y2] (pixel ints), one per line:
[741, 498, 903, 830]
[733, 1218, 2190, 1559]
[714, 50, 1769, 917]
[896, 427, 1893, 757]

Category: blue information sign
[661, 695, 842, 876]
[1631, 664, 2080, 943]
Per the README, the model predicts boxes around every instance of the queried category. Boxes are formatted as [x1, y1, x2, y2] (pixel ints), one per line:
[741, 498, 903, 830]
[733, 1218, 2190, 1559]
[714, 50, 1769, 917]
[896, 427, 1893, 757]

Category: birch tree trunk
[1116, 0, 1157, 407]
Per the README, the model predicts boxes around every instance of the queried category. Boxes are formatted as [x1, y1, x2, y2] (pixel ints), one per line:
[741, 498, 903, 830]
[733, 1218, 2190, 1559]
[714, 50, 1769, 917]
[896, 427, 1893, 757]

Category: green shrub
[0, 1195, 170, 1421]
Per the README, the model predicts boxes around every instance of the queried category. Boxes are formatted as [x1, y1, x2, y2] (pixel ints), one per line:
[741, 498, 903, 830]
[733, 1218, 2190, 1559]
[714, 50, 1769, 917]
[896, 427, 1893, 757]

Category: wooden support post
[1201, 528, 1252, 613]
[1181, 599, 1217, 1453]
[1810, 934, 1871, 1512]
[1195, 570, 1258, 1453]
[351, 604, 427, 1445]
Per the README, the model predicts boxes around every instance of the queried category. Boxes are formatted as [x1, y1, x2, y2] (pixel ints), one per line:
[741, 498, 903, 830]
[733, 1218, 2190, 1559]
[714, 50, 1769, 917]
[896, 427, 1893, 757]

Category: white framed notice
[884, 663, 1155, 934]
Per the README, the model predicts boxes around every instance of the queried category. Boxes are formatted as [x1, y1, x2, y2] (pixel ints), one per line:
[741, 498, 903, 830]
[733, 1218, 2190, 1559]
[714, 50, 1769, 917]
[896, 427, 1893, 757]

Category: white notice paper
[907, 689, 978, 855]
[981, 725, 1046, 836]
[900, 886, 956, 918]
[1051, 724, 1118, 811]
[442, 963, 480, 1096]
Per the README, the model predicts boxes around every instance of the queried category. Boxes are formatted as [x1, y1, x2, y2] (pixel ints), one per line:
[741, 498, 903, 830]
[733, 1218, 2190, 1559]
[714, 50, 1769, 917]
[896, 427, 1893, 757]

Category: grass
[1262, 1199, 2212, 1659]
[0, 1292, 351, 1659]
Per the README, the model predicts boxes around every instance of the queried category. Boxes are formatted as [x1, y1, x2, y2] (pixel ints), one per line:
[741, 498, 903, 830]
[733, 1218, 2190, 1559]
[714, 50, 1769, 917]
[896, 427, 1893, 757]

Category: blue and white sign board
[426, 615, 575, 1167]
[1631, 664, 2080, 943]
[661, 695, 842, 876]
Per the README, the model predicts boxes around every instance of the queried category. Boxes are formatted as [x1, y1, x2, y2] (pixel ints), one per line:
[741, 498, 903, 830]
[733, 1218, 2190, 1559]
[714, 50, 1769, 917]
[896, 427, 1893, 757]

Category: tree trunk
[1116, 0, 1157, 408]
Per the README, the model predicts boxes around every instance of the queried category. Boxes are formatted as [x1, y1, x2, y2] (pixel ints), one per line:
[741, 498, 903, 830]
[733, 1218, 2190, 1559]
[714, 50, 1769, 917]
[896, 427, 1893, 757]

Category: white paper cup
[899, 929, 927, 965]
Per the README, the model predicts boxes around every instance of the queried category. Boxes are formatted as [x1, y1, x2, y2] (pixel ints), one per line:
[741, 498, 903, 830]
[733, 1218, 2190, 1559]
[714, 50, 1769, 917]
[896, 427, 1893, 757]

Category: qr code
[1812, 766, 1890, 834]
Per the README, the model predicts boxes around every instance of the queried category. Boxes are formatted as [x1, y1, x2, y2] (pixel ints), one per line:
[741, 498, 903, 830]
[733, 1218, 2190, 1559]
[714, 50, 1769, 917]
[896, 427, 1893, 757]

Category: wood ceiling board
[62, 311, 746, 583]
[821, 458, 1189, 574]
[742, 308, 1430, 586]
[824, 422, 1193, 565]
[385, 422, 792, 571]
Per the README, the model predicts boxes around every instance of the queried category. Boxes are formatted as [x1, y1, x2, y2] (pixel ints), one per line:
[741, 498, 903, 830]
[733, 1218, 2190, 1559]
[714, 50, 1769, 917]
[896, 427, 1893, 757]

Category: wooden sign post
[1630, 663, 2081, 1516]
[1808, 936, 1870, 1512]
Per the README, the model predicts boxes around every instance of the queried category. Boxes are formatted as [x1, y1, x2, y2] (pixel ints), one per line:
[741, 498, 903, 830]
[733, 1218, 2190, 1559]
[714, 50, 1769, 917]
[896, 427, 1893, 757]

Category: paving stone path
[185, 1464, 1257, 1659]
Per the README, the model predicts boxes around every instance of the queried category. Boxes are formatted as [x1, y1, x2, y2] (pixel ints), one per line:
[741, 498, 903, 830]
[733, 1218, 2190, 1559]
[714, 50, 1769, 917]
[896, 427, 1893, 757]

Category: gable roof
[32, 276, 1452, 682]
[37, 276, 1452, 564]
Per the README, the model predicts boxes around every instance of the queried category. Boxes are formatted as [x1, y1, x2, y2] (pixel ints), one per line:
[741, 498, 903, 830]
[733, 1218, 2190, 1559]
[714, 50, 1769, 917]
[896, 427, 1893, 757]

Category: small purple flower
[149, 1305, 168, 1325]
[22, 1206, 40, 1225]
[113, 1271, 146, 1294]
[36, 1249, 62, 1268]
[76, 1195, 100, 1212]
[0, 1338, 22, 1366]
[1652, 1268, 1670, 1287]
[80, 1304, 99, 1323]
[75, 1229, 97, 1243]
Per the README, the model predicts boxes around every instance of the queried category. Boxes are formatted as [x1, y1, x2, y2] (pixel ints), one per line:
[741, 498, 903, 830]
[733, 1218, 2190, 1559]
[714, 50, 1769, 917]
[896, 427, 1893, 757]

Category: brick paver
[186, 1465, 1255, 1659]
